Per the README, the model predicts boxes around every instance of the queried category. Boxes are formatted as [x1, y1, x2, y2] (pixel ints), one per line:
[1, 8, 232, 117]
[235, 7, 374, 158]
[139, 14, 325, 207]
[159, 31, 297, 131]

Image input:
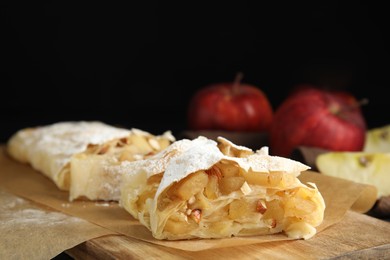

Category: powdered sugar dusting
[156, 137, 222, 198]
[94, 201, 113, 207]
[7, 121, 131, 188]
[0, 189, 118, 260]
[111, 138, 196, 180]
[116, 136, 310, 204]
[32, 121, 129, 170]
[61, 203, 71, 208]
[0, 190, 83, 228]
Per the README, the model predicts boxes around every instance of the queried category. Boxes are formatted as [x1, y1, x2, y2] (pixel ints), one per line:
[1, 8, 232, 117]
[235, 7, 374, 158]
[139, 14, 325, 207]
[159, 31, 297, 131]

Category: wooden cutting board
[1, 144, 389, 259]
[65, 210, 390, 259]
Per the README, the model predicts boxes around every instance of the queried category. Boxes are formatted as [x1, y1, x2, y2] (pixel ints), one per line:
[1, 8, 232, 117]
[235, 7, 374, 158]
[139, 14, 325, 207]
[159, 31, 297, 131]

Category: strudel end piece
[116, 136, 325, 240]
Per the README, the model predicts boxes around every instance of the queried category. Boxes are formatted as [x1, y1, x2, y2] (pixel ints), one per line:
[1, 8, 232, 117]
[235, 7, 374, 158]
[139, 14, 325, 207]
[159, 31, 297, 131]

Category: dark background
[2, 2, 389, 143]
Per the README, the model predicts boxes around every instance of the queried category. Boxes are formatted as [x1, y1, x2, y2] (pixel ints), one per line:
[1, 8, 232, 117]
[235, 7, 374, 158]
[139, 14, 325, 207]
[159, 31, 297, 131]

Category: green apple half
[363, 125, 390, 153]
[316, 152, 390, 198]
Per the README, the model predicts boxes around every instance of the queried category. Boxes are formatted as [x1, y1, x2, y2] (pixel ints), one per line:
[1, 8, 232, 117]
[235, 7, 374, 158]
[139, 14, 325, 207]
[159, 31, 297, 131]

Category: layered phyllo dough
[115, 136, 325, 240]
[7, 121, 175, 201]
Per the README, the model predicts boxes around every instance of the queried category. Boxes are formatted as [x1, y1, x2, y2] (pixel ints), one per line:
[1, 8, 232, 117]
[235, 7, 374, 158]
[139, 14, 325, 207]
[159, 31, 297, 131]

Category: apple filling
[69, 131, 173, 201]
[84, 132, 172, 160]
[134, 160, 323, 240]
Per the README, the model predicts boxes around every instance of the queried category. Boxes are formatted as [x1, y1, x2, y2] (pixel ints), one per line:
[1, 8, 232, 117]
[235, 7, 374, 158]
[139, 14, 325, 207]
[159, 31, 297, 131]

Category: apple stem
[336, 98, 369, 115]
[233, 72, 244, 94]
[352, 98, 369, 110]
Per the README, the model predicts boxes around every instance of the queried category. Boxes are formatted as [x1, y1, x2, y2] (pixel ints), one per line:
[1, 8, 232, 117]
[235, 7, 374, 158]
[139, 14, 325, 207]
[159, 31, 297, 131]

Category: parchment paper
[0, 146, 378, 254]
[0, 189, 116, 260]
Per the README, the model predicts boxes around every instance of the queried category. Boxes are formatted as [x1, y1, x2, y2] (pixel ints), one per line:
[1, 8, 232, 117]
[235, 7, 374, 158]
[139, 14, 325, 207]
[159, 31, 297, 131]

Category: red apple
[269, 86, 367, 157]
[187, 74, 273, 132]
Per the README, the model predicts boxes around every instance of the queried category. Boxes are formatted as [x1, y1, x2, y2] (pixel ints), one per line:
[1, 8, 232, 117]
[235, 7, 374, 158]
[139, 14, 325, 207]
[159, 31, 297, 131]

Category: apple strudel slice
[116, 136, 325, 240]
[7, 121, 175, 201]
